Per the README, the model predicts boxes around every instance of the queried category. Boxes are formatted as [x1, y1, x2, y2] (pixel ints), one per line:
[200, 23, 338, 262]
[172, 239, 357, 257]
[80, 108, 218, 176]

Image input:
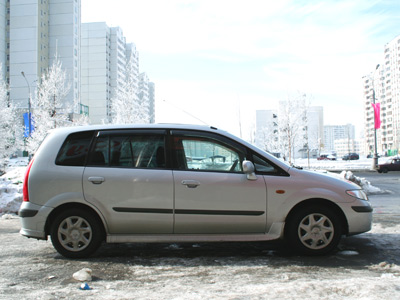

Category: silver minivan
[19, 124, 372, 258]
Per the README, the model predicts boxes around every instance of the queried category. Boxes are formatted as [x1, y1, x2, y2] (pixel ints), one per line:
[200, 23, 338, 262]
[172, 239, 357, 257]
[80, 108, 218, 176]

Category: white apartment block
[363, 34, 400, 156]
[81, 23, 154, 124]
[0, 0, 6, 78]
[7, 0, 80, 111]
[255, 109, 279, 151]
[126, 42, 139, 99]
[138, 72, 151, 122]
[306, 106, 324, 152]
[334, 138, 361, 157]
[148, 81, 155, 123]
[81, 22, 130, 124]
[323, 124, 355, 153]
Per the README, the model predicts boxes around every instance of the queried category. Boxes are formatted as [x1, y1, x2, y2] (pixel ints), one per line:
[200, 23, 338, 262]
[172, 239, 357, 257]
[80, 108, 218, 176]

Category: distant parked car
[377, 157, 400, 173]
[317, 154, 336, 161]
[342, 153, 359, 161]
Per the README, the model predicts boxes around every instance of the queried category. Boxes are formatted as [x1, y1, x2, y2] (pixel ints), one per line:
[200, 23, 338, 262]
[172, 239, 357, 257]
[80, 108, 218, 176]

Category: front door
[171, 130, 267, 234]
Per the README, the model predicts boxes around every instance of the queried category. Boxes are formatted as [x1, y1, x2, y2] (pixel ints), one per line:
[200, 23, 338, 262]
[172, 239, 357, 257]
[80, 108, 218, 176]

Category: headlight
[346, 189, 369, 201]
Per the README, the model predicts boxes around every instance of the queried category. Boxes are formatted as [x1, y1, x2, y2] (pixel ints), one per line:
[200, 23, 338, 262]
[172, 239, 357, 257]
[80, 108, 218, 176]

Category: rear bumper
[18, 202, 52, 240]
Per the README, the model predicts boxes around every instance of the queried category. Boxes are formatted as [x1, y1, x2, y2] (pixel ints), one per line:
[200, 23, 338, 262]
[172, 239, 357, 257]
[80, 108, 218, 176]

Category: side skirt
[106, 222, 285, 243]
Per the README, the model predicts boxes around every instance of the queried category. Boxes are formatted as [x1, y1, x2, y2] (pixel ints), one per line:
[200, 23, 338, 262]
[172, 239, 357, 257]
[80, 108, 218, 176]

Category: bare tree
[278, 93, 308, 164]
[0, 65, 22, 169]
[26, 55, 71, 153]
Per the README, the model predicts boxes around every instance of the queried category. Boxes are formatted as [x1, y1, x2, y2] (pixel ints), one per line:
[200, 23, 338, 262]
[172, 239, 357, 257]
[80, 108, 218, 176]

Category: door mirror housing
[242, 160, 257, 180]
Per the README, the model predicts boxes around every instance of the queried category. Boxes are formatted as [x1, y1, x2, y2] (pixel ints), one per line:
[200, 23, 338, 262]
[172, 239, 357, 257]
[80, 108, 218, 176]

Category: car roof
[50, 123, 222, 135]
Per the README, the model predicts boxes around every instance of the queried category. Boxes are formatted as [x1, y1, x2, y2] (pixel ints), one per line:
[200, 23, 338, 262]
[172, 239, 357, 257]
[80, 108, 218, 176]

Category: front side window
[172, 132, 245, 173]
[87, 132, 165, 169]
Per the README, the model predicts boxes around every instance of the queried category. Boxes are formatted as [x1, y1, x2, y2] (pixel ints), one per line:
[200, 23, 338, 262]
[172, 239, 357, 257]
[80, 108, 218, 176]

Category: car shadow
[53, 233, 400, 270]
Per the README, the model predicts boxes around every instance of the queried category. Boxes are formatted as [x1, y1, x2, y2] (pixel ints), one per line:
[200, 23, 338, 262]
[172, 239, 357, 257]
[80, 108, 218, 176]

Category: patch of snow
[338, 250, 359, 256]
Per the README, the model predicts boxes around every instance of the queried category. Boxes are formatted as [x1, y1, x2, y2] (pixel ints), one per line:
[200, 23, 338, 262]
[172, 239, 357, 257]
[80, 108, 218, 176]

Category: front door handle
[181, 180, 200, 188]
[88, 176, 105, 184]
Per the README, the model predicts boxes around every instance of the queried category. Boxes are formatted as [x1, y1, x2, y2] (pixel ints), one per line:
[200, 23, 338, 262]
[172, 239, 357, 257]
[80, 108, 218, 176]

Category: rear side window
[55, 131, 95, 166]
[87, 132, 166, 169]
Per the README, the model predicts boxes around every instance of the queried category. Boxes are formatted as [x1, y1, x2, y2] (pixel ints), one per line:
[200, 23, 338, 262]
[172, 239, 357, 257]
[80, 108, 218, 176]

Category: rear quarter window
[55, 131, 95, 166]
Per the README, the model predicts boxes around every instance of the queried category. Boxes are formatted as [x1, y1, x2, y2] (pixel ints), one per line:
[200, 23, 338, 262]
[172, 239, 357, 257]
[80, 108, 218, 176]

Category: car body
[317, 154, 336, 161]
[377, 157, 400, 173]
[342, 153, 359, 160]
[19, 124, 372, 258]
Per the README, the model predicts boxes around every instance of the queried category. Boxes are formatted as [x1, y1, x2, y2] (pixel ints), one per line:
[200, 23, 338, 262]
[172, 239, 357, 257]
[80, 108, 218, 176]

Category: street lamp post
[372, 64, 380, 170]
[21, 71, 32, 137]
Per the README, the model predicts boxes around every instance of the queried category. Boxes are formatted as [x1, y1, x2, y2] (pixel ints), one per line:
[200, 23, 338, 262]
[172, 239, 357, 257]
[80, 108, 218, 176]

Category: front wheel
[285, 206, 342, 255]
[50, 208, 103, 258]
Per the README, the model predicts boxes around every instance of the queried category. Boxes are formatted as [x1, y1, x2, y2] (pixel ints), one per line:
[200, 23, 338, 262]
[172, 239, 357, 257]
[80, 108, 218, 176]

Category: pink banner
[371, 103, 381, 129]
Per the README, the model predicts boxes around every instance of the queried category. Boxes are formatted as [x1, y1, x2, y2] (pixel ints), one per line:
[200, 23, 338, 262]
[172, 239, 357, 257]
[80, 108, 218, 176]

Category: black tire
[382, 168, 389, 173]
[50, 208, 103, 258]
[285, 205, 342, 255]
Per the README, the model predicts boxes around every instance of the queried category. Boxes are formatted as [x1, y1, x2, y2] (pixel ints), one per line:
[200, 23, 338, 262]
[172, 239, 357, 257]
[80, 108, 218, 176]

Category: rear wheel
[286, 206, 342, 255]
[382, 167, 389, 173]
[50, 208, 103, 258]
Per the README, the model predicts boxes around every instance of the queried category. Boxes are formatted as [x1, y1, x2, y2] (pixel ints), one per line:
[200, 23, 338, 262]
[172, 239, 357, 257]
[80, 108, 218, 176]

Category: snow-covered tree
[0, 65, 22, 170]
[257, 116, 280, 154]
[26, 56, 71, 153]
[278, 93, 308, 164]
[111, 53, 149, 124]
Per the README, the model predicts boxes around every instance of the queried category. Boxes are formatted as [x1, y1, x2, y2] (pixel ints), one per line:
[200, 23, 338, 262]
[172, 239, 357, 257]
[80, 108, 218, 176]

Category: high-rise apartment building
[0, 0, 7, 78]
[148, 81, 155, 123]
[363, 34, 400, 156]
[323, 124, 355, 152]
[81, 22, 122, 123]
[306, 106, 324, 151]
[2, 3, 155, 128]
[137, 72, 155, 123]
[7, 0, 80, 111]
[81, 23, 154, 124]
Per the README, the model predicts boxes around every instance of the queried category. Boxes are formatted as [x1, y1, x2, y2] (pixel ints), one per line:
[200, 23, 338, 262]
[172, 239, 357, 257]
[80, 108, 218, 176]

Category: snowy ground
[0, 216, 399, 300]
[0, 157, 399, 299]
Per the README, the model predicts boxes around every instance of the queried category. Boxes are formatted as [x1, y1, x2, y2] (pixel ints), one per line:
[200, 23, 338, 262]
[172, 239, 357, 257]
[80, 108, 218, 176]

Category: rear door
[82, 130, 174, 234]
[171, 130, 267, 234]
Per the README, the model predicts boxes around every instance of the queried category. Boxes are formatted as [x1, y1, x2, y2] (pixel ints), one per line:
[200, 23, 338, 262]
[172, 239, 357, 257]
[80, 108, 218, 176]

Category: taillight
[23, 159, 34, 202]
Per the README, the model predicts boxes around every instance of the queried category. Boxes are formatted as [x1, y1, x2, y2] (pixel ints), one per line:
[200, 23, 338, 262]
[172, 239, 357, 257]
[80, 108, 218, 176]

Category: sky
[82, 0, 400, 140]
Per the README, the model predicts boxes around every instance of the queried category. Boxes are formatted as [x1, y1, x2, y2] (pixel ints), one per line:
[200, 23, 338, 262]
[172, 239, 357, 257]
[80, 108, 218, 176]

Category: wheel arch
[45, 203, 106, 241]
[284, 198, 349, 236]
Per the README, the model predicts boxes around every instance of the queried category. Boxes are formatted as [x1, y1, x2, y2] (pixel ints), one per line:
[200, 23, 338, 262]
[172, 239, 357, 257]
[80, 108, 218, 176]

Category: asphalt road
[0, 171, 399, 299]
[356, 171, 400, 218]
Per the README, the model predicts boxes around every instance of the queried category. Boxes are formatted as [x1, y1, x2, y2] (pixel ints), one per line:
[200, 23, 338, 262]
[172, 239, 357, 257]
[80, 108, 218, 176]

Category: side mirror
[242, 160, 257, 180]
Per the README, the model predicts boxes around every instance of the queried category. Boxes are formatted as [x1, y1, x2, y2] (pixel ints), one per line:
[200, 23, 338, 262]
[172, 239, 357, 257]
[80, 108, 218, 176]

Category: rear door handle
[181, 180, 200, 188]
[88, 177, 105, 184]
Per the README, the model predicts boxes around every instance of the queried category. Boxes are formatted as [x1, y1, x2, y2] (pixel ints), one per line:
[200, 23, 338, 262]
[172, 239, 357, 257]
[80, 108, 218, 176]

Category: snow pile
[0, 158, 28, 215]
[338, 170, 382, 195]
